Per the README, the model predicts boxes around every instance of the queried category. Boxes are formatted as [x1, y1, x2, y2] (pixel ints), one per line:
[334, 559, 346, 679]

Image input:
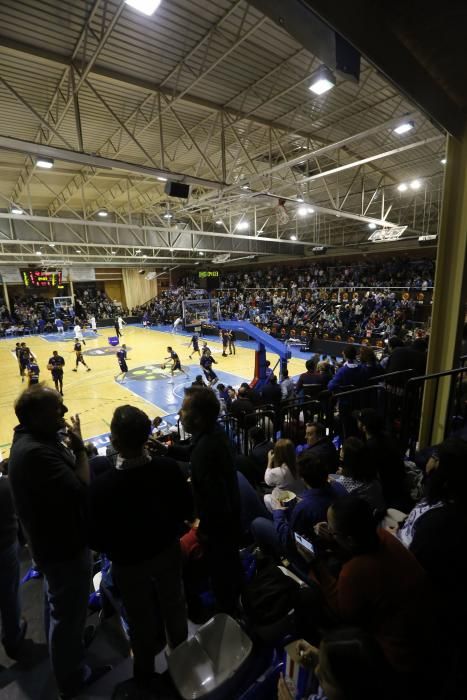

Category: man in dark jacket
[296, 422, 339, 471]
[88, 406, 192, 689]
[230, 388, 255, 427]
[8, 386, 109, 699]
[180, 387, 241, 613]
[0, 469, 27, 659]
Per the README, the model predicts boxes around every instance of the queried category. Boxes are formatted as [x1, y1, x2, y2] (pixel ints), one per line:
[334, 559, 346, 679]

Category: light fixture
[199, 251, 204, 256]
[36, 251, 42, 256]
[397, 183, 408, 192]
[111, 251, 117, 255]
[157, 176, 168, 182]
[290, 234, 297, 241]
[237, 220, 249, 231]
[410, 179, 422, 190]
[124, 0, 162, 16]
[49, 242, 55, 247]
[368, 223, 377, 230]
[76, 249, 81, 253]
[163, 213, 173, 219]
[296, 197, 304, 203]
[309, 65, 336, 95]
[441, 158, 447, 165]
[135, 249, 141, 253]
[97, 209, 108, 217]
[297, 206, 314, 216]
[215, 219, 223, 225]
[11, 206, 24, 215]
[393, 120, 415, 135]
[36, 157, 54, 169]
[240, 185, 250, 191]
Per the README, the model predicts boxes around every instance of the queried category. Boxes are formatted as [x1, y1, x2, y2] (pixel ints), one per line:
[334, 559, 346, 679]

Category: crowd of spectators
[1, 375, 465, 699]
[137, 257, 434, 345]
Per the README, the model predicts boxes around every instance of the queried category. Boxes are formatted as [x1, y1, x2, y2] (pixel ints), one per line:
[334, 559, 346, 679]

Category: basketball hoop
[368, 225, 407, 242]
[275, 198, 289, 225]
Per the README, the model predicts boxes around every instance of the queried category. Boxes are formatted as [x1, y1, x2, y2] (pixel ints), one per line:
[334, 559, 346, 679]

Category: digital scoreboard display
[198, 270, 219, 279]
[22, 270, 63, 288]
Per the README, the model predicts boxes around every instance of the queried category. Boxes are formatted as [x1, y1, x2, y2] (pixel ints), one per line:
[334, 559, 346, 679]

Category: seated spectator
[280, 368, 296, 401]
[296, 359, 327, 393]
[235, 426, 274, 487]
[191, 375, 205, 388]
[397, 437, 467, 640]
[252, 452, 346, 558]
[328, 345, 365, 392]
[357, 408, 410, 510]
[264, 438, 306, 511]
[230, 387, 256, 427]
[359, 346, 382, 381]
[296, 422, 339, 471]
[88, 405, 193, 690]
[312, 496, 436, 680]
[278, 627, 392, 700]
[330, 438, 385, 515]
[380, 335, 404, 370]
[386, 338, 427, 380]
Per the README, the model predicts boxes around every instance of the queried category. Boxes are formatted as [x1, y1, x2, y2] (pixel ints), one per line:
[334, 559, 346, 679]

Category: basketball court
[0, 324, 308, 458]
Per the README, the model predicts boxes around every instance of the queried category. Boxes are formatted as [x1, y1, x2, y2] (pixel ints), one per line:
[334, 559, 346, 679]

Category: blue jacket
[272, 481, 346, 550]
[327, 362, 365, 392]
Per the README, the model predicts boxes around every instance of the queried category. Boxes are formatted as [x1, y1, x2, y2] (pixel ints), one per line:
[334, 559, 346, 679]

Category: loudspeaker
[164, 181, 190, 199]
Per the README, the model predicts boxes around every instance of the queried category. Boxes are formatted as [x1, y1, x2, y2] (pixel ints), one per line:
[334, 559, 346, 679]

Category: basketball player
[73, 323, 86, 345]
[72, 339, 91, 372]
[228, 329, 236, 355]
[220, 329, 229, 357]
[27, 358, 40, 387]
[14, 342, 22, 377]
[19, 343, 35, 382]
[164, 346, 187, 380]
[116, 344, 129, 380]
[90, 316, 97, 334]
[188, 332, 200, 359]
[47, 350, 65, 395]
[200, 348, 218, 387]
[201, 341, 211, 355]
[172, 316, 183, 334]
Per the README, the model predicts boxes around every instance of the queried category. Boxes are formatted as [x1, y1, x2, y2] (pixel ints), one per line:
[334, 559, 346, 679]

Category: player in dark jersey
[228, 329, 236, 355]
[163, 346, 187, 380]
[116, 344, 129, 380]
[220, 329, 229, 357]
[72, 339, 91, 372]
[48, 350, 65, 395]
[200, 348, 218, 387]
[188, 333, 200, 359]
[28, 359, 40, 387]
[19, 343, 35, 382]
[14, 342, 22, 377]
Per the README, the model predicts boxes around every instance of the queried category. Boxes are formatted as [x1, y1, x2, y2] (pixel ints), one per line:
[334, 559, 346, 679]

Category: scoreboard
[198, 270, 220, 290]
[22, 270, 63, 288]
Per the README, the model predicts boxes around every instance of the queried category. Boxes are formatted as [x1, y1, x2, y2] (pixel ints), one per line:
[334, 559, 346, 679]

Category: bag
[241, 559, 300, 626]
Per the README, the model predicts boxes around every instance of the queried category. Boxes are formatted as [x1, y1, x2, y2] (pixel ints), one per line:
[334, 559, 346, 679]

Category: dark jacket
[8, 427, 88, 566]
[190, 425, 241, 534]
[386, 346, 426, 381]
[297, 437, 339, 472]
[0, 475, 18, 551]
[260, 382, 282, 408]
[87, 455, 193, 565]
[230, 397, 256, 426]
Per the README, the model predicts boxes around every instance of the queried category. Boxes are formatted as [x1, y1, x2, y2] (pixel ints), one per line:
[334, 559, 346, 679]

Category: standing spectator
[220, 329, 229, 357]
[0, 467, 27, 659]
[280, 368, 296, 401]
[88, 406, 192, 691]
[296, 358, 327, 393]
[260, 374, 282, 412]
[228, 328, 236, 355]
[179, 388, 241, 613]
[8, 386, 110, 698]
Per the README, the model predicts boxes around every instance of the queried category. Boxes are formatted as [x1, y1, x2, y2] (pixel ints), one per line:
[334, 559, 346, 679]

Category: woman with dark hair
[330, 437, 385, 515]
[278, 627, 391, 700]
[359, 346, 381, 381]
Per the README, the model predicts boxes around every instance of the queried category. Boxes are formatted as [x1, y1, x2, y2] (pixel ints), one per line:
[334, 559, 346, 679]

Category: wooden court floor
[0, 325, 308, 458]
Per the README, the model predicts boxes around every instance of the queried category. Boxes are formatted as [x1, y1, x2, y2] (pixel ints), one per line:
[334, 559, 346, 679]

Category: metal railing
[401, 366, 467, 458]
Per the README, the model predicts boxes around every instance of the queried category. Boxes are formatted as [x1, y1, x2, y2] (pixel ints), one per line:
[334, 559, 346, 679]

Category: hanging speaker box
[164, 181, 190, 198]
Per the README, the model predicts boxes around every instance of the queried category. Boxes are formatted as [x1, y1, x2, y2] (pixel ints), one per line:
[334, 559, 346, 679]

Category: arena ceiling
[0, 0, 446, 268]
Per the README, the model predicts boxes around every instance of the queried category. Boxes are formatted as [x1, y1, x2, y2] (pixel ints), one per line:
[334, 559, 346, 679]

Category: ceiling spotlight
[163, 213, 173, 219]
[297, 206, 314, 216]
[215, 219, 223, 225]
[36, 251, 42, 256]
[11, 206, 24, 215]
[124, 0, 162, 16]
[410, 179, 422, 190]
[237, 220, 249, 231]
[397, 183, 408, 192]
[296, 197, 304, 203]
[36, 157, 54, 169]
[49, 242, 55, 247]
[157, 176, 168, 182]
[441, 158, 447, 165]
[290, 234, 297, 241]
[199, 251, 204, 256]
[135, 249, 141, 253]
[309, 65, 336, 95]
[240, 185, 250, 191]
[111, 251, 117, 255]
[368, 223, 377, 230]
[97, 209, 108, 217]
[75, 249, 81, 253]
[393, 120, 415, 135]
